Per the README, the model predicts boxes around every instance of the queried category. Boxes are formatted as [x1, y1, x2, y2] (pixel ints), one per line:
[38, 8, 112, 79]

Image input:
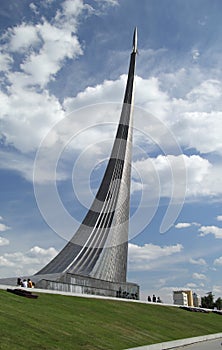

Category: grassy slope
[0, 290, 222, 350]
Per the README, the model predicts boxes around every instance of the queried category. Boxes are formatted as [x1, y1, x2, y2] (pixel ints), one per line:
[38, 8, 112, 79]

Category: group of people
[17, 278, 35, 288]
[147, 294, 162, 303]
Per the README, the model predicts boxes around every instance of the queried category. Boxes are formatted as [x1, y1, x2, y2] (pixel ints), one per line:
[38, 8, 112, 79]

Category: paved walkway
[125, 333, 222, 350]
[175, 337, 222, 349]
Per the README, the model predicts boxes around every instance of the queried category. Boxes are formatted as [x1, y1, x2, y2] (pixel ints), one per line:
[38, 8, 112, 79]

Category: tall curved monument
[1, 29, 139, 299]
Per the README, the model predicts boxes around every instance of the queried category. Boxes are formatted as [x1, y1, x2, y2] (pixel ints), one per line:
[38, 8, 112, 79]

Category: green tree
[201, 292, 214, 309]
[214, 297, 222, 310]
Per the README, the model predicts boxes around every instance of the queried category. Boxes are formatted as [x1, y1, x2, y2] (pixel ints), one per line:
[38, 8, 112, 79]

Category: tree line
[201, 292, 222, 310]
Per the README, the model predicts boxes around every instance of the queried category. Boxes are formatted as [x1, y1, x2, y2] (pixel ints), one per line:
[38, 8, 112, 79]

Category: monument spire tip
[132, 27, 138, 53]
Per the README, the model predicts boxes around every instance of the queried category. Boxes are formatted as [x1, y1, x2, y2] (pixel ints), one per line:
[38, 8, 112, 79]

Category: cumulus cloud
[192, 49, 200, 61]
[62, 76, 222, 165]
[135, 76, 171, 120]
[2, 1, 84, 88]
[132, 154, 218, 200]
[217, 216, 222, 221]
[173, 111, 222, 155]
[19, 22, 82, 87]
[0, 246, 58, 274]
[1, 88, 65, 153]
[6, 23, 41, 52]
[29, 3, 39, 15]
[175, 223, 191, 229]
[101, 0, 119, 5]
[0, 0, 222, 208]
[64, 75, 171, 142]
[0, 52, 13, 71]
[27, 246, 57, 257]
[175, 222, 200, 229]
[0, 256, 14, 267]
[128, 242, 183, 271]
[0, 223, 10, 232]
[213, 285, 222, 298]
[214, 257, 222, 266]
[192, 272, 207, 280]
[94, 0, 120, 10]
[0, 0, 121, 177]
[0, 237, 10, 246]
[0, 0, 87, 155]
[0, 148, 41, 182]
[199, 225, 222, 239]
[189, 258, 207, 266]
[171, 79, 222, 155]
[186, 282, 197, 288]
[35, 72, 222, 201]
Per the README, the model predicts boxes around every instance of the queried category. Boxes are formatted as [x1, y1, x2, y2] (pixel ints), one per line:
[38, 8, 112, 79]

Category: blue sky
[0, 0, 222, 303]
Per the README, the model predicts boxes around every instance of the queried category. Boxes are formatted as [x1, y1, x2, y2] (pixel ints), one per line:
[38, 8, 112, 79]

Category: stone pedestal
[35, 272, 139, 299]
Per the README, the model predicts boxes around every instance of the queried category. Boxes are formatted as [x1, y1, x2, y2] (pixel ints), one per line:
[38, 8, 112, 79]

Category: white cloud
[0, 0, 88, 159]
[189, 258, 207, 266]
[64, 75, 171, 133]
[192, 49, 200, 61]
[199, 225, 222, 239]
[187, 79, 222, 103]
[0, 256, 14, 267]
[0, 52, 13, 71]
[0, 237, 10, 246]
[44, 0, 55, 4]
[63, 76, 222, 159]
[133, 154, 218, 200]
[0, 223, 10, 232]
[173, 111, 222, 155]
[0, 149, 38, 182]
[192, 222, 201, 227]
[186, 282, 198, 288]
[60, 0, 91, 19]
[27, 246, 57, 257]
[94, 0, 119, 10]
[0, 0, 222, 207]
[184, 155, 212, 196]
[192, 272, 207, 280]
[212, 285, 222, 298]
[1, 66, 222, 202]
[171, 79, 222, 155]
[0, 246, 58, 272]
[1, 88, 65, 153]
[20, 21, 82, 87]
[217, 216, 222, 221]
[128, 242, 183, 271]
[214, 257, 222, 266]
[7, 23, 40, 52]
[64, 76, 126, 112]
[175, 223, 191, 229]
[135, 76, 171, 120]
[29, 3, 39, 15]
[175, 222, 201, 229]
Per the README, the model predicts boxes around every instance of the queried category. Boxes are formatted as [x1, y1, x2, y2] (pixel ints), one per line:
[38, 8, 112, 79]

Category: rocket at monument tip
[132, 27, 138, 53]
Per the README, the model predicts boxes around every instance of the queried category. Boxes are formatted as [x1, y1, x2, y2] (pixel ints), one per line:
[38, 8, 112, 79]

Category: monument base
[36, 273, 140, 299]
[0, 272, 140, 300]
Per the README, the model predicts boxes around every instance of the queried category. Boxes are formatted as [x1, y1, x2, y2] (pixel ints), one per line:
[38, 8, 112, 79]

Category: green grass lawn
[0, 290, 222, 350]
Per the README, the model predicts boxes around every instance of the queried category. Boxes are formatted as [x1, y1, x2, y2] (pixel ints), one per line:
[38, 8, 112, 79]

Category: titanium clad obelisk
[35, 28, 138, 288]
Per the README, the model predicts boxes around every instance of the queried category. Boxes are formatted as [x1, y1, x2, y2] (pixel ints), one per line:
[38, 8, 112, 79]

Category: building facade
[173, 290, 194, 306]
